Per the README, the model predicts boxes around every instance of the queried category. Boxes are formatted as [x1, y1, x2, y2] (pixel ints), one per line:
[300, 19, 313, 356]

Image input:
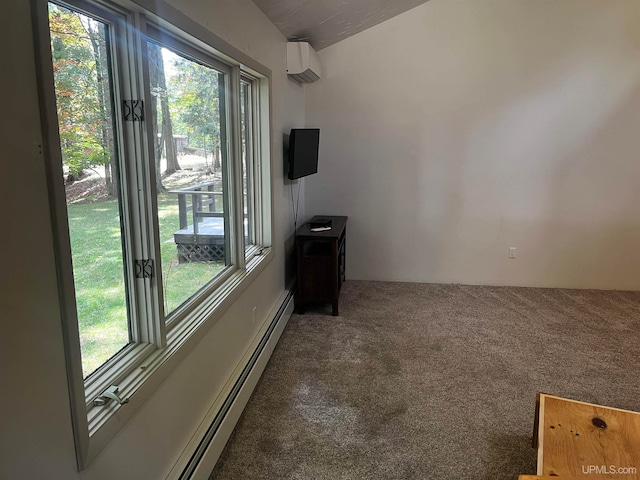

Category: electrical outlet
[509, 247, 517, 259]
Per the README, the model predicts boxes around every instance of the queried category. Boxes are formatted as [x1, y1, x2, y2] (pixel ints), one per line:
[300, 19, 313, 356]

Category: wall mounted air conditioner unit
[287, 42, 321, 83]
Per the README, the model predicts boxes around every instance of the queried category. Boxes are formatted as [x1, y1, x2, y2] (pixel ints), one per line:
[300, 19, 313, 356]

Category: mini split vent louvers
[286, 42, 321, 83]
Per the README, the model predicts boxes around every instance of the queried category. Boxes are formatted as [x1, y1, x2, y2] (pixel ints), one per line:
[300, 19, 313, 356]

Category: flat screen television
[288, 128, 320, 180]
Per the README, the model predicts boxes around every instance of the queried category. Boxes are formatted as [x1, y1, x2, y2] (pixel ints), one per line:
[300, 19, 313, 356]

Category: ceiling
[251, 0, 431, 51]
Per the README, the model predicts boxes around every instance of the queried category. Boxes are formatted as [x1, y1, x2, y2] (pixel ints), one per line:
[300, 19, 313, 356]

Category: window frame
[143, 27, 240, 327]
[241, 77, 256, 254]
[32, 0, 274, 469]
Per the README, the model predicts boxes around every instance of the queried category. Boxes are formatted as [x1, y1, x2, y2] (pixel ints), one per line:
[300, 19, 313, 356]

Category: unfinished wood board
[536, 393, 640, 478]
[518, 477, 623, 480]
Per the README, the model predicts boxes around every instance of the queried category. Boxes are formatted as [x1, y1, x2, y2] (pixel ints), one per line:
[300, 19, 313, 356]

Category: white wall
[305, 0, 640, 290]
[0, 0, 304, 479]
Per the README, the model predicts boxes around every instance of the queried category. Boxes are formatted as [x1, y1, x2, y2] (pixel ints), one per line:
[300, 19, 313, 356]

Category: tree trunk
[149, 44, 180, 175]
[86, 20, 117, 197]
[162, 97, 180, 174]
[213, 139, 220, 171]
[148, 43, 165, 191]
[105, 163, 112, 193]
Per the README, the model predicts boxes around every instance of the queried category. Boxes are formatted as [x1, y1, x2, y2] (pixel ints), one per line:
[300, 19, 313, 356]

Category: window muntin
[48, 2, 132, 378]
[147, 41, 233, 316]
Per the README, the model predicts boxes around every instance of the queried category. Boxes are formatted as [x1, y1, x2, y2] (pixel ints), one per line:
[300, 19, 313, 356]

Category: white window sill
[84, 248, 273, 465]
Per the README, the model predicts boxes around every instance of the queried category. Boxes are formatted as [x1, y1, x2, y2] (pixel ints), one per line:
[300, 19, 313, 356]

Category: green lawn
[67, 193, 224, 377]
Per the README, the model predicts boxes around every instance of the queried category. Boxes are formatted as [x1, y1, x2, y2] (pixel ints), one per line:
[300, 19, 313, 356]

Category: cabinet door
[299, 241, 333, 301]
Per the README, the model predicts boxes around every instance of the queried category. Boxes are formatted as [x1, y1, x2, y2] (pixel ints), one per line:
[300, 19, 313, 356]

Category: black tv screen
[288, 128, 320, 180]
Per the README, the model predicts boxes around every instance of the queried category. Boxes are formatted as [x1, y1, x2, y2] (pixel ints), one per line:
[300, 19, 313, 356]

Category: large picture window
[35, 0, 272, 468]
[147, 39, 232, 316]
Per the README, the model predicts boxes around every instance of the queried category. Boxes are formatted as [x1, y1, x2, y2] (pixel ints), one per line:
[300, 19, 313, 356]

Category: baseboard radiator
[169, 288, 295, 480]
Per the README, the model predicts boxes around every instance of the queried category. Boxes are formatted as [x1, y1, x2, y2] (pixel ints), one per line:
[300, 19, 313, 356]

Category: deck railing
[169, 181, 224, 236]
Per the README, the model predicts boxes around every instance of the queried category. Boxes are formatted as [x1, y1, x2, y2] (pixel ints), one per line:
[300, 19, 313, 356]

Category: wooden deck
[170, 181, 251, 263]
[174, 217, 227, 241]
[170, 181, 225, 263]
[173, 217, 247, 263]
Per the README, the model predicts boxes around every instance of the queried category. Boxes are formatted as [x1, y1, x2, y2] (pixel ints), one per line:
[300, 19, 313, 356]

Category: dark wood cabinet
[295, 216, 347, 316]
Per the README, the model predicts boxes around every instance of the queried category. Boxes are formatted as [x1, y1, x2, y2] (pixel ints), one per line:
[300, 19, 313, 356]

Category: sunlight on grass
[157, 205, 177, 218]
[68, 194, 224, 377]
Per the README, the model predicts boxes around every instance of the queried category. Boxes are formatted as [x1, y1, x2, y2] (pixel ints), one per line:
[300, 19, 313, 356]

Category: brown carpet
[210, 281, 640, 479]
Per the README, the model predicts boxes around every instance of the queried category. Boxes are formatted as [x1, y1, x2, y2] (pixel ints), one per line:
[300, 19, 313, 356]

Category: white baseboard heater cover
[169, 289, 295, 480]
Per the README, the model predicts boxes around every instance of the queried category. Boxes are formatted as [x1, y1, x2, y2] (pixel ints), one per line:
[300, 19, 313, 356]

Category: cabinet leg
[332, 301, 338, 316]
